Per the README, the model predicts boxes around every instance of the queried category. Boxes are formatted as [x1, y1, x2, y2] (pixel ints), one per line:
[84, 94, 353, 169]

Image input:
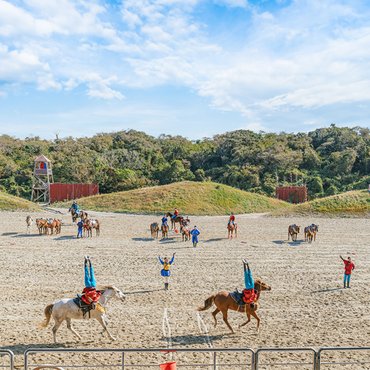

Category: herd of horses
[150, 213, 191, 241]
[288, 223, 319, 242]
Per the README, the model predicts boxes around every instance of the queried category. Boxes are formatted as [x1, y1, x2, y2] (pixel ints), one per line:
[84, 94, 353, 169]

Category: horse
[150, 222, 159, 238]
[227, 222, 237, 239]
[197, 279, 271, 334]
[36, 218, 47, 235]
[87, 219, 100, 237]
[166, 213, 189, 230]
[161, 224, 169, 239]
[69, 208, 88, 223]
[180, 225, 190, 241]
[39, 286, 125, 343]
[288, 224, 300, 241]
[304, 224, 319, 242]
[44, 219, 59, 235]
[26, 215, 33, 234]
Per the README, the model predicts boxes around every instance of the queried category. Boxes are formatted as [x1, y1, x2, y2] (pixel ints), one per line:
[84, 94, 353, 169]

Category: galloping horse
[150, 222, 159, 238]
[39, 286, 125, 343]
[288, 224, 300, 241]
[198, 279, 271, 333]
[227, 222, 237, 239]
[166, 213, 189, 230]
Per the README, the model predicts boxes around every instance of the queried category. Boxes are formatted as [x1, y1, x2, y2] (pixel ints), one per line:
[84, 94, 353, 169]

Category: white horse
[26, 215, 33, 234]
[40, 286, 125, 343]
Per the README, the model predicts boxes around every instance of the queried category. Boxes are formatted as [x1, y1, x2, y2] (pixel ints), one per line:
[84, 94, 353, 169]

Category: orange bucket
[159, 361, 176, 370]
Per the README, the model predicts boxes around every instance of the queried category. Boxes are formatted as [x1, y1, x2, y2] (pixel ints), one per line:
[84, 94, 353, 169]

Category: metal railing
[255, 347, 317, 370]
[0, 350, 14, 370]
[25, 348, 255, 370]
[317, 347, 370, 369]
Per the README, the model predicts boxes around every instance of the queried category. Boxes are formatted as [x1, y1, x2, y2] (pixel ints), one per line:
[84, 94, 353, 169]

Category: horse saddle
[73, 295, 95, 317]
[230, 289, 245, 305]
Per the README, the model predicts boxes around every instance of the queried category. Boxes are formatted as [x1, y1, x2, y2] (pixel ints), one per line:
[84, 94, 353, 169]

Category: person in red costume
[229, 213, 236, 225]
[340, 255, 355, 289]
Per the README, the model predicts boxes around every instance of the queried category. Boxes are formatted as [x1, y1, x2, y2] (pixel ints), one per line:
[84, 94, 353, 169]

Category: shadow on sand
[54, 235, 76, 240]
[204, 238, 226, 243]
[272, 240, 305, 246]
[161, 334, 225, 345]
[11, 233, 41, 238]
[124, 288, 164, 295]
[0, 343, 67, 355]
[1, 232, 18, 236]
[132, 237, 155, 242]
[312, 287, 344, 293]
[159, 238, 177, 244]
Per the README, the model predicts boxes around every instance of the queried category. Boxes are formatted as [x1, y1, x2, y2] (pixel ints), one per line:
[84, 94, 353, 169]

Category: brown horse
[36, 218, 47, 235]
[161, 224, 169, 239]
[150, 222, 159, 238]
[288, 224, 300, 241]
[227, 222, 237, 239]
[45, 219, 60, 235]
[304, 224, 318, 242]
[180, 225, 190, 241]
[198, 279, 271, 333]
[166, 213, 189, 230]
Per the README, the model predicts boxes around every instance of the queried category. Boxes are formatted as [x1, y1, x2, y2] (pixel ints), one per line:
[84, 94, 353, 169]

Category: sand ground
[0, 209, 369, 369]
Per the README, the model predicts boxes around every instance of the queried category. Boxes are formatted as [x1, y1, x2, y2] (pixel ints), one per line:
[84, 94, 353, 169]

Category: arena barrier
[23, 346, 370, 369]
[24, 348, 255, 370]
[0, 350, 14, 370]
[255, 348, 317, 370]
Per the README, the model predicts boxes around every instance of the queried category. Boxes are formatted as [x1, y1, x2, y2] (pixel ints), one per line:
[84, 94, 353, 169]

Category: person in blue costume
[71, 200, 80, 213]
[158, 253, 175, 290]
[77, 219, 84, 238]
[242, 259, 256, 308]
[190, 226, 200, 247]
[161, 215, 168, 227]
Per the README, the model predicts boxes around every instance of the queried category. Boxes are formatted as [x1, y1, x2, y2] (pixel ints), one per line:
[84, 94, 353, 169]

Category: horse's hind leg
[96, 315, 116, 341]
[52, 318, 63, 343]
[222, 310, 234, 334]
[212, 308, 220, 327]
[66, 318, 82, 341]
[239, 313, 251, 328]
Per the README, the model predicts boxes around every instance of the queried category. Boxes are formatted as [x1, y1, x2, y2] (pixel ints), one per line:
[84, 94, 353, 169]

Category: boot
[164, 283, 168, 290]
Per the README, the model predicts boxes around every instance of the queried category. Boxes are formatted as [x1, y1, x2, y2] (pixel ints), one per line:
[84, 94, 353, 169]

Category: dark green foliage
[0, 125, 368, 200]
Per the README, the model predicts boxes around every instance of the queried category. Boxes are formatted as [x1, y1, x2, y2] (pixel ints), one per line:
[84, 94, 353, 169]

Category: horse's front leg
[239, 312, 251, 328]
[96, 315, 116, 341]
[250, 311, 261, 333]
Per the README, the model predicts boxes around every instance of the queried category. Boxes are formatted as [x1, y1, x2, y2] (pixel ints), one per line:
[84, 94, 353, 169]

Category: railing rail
[0, 350, 14, 370]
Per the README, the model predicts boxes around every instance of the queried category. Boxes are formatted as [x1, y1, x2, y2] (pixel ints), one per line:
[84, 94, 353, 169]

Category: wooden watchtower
[31, 155, 54, 203]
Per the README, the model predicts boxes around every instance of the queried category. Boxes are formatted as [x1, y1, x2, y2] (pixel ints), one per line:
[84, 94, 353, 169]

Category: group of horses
[31, 217, 62, 235]
[288, 223, 319, 242]
[150, 213, 191, 240]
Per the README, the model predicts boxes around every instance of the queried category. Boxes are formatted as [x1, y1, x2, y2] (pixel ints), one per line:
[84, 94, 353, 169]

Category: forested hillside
[0, 124, 368, 200]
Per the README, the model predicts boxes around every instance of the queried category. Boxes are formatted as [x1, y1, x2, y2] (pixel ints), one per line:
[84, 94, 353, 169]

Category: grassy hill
[275, 190, 369, 217]
[58, 181, 291, 215]
[0, 191, 39, 211]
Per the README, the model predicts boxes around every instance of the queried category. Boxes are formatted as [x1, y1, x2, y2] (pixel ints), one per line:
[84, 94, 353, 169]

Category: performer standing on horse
[242, 259, 257, 308]
[229, 213, 236, 225]
[158, 253, 175, 290]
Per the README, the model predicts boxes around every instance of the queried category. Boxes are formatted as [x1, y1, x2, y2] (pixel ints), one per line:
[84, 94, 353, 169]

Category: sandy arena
[0, 209, 369, 369]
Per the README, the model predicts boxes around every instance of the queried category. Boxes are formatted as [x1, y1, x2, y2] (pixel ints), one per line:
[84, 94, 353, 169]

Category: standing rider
[229, 213, 236, 226]
[242, 259, 256, 308]
[81, 256, 101, 307]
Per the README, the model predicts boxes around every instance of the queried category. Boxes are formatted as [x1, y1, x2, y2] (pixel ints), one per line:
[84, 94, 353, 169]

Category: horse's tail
[197, 295, 215, 311]
[39, 304, 54, 328]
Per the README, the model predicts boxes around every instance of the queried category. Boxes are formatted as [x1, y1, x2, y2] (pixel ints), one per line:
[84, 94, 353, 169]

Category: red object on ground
[276, 186, 308, 204]
[49, 183, 99, 203]
[159, 362, 176, 370]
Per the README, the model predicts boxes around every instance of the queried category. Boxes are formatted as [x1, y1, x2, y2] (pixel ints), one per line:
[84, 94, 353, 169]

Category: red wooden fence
[276, 186, 308, 204]
[50, 183, 99, 203]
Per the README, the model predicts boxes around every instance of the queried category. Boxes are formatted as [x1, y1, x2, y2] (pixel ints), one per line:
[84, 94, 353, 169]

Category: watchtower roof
[34, 155, 51, 163]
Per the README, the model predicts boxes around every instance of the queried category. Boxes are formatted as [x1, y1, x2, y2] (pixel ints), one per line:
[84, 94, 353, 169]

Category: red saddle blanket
[242, 288, 257, 304]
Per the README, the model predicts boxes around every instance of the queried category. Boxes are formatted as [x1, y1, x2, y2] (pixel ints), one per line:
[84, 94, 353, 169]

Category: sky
[0, 0, 370, 140]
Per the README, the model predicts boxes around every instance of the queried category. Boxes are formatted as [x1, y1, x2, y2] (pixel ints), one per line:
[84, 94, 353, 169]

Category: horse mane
[99, 285, 118, 293]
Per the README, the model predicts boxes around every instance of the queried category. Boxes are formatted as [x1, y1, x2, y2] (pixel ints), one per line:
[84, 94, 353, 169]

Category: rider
[242, 259, 256, 308]
[161, 214, 168, 227]
[172, 208, 179, 220]
[229, 213, 236, 225]
[71, 200, 80, 213]
[159, 253, 175, 290]
[81, 256, 101, 306]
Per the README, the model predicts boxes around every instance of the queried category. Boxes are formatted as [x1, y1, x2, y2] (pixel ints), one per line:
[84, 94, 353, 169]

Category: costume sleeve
[169, 256, 175, 264]
[158, 257, 164, 265]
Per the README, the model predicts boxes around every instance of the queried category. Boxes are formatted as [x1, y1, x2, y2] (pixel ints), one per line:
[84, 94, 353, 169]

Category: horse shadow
[124, 288, 164, 295]
[204, 238, 226, 243]
[159, 238, 177, 244]
[132, 237, 155, 242]
[1, 232, 18, 236]
[12, 233, 41, 238]
[54, 235, 76, 240]
[288, 240, 305, 246]
[0, 343, 66, 355]
[312, 287, 344, 293]
[161, 334, 225, 345]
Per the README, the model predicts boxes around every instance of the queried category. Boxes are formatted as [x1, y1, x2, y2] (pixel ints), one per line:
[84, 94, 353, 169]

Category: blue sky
[0, 0, 370, 139]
